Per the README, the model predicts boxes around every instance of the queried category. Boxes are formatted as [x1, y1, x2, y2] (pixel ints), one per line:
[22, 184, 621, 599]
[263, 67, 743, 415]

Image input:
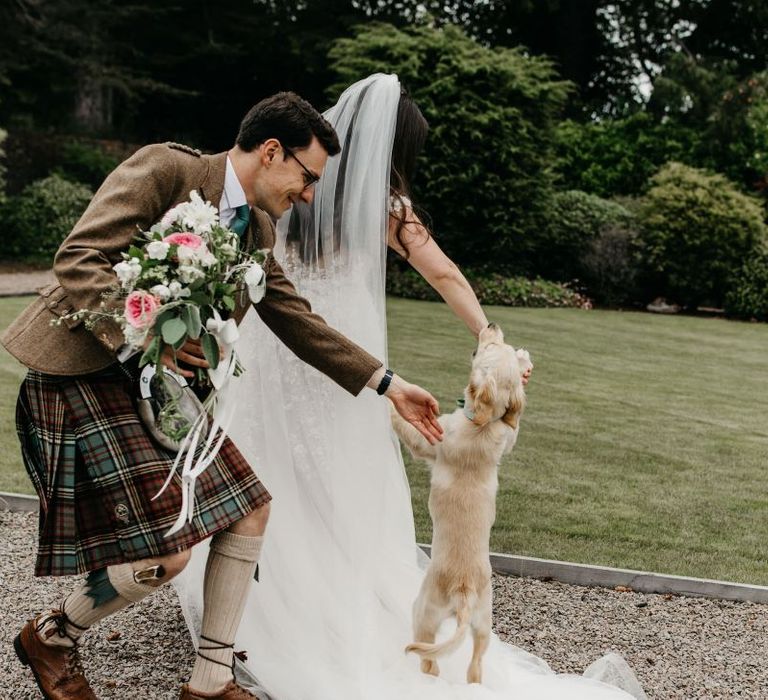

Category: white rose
[123, 324, 148, 349]
[160, 205, 182, 230]
[181, 190, 219, 233]
[146, 241, 170, 260]
[199, 249, 217, 267]
[113, 259, 142, 289]
[150, 284, 172, 301]
[178, 265, 205, 284]
[176, 245, 198, 265]
[168, 280, 191, 299]
[244, 262, 266, 303]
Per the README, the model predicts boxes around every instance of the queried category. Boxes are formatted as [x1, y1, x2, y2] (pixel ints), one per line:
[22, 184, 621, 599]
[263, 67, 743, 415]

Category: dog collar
[458, 397, 509, 424]
[457, 397, 475, 421]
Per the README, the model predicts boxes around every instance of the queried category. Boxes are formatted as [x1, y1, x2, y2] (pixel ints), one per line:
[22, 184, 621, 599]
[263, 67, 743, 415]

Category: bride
[174, 73, 645, 700]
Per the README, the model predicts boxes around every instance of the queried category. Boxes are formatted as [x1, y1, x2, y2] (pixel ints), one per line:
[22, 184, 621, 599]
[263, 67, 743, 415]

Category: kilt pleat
[16, 365, 270, 577]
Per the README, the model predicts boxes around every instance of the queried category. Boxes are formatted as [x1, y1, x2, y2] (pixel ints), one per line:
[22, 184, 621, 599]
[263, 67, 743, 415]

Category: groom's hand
[145, 335, 212, 378]
[387, 375, 443, 444]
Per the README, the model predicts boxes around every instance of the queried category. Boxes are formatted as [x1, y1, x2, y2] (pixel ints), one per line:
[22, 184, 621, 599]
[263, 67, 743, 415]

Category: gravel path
[2, 510, 766, 699]
[0, 269, 54, 297]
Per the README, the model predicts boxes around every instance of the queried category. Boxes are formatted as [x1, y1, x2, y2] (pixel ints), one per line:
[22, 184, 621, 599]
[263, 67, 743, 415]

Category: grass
[386, 298, 768, 585]
[0, 297, 39, 494]
[1, 296, 767, 583]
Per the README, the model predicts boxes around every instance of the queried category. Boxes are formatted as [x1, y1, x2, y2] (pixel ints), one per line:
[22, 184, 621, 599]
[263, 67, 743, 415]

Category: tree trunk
[74, 74, 112, 134]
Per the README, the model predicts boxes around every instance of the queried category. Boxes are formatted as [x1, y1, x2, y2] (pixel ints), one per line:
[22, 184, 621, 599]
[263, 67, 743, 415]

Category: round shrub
[538, 190, 635, 283]
[639, 162, 767, 308]
[725, 249, 768, 321]
[3, 174, 93, 261]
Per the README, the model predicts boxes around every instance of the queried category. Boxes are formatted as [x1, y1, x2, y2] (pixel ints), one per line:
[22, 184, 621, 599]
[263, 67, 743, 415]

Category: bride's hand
[387, 375, 443, 444]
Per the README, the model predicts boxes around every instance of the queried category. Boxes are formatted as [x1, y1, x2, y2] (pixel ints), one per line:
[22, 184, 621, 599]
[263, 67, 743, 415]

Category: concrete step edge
[4, 492, 764, 603]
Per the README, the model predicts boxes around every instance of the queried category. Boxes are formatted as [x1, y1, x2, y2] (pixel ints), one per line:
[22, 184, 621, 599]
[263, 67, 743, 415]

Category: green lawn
[386, 298, 768, 585]
[2, 296, 767, 584]
[0, 297, 39, 494]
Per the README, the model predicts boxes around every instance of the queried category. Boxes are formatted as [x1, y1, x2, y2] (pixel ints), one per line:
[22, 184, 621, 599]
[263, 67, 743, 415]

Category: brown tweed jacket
[1, 143, 381, 395]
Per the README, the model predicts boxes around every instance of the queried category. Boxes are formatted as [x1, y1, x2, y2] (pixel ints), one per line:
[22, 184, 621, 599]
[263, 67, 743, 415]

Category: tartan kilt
[16, 363, 271, 577]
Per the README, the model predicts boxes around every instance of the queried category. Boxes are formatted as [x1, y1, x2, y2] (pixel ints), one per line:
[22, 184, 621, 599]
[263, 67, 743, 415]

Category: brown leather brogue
[179, 681, 261, 699]
[14, 611, 98, 700]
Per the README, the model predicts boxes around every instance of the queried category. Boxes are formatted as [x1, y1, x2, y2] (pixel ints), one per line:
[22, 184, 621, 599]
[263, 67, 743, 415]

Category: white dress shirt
[219, 156, 249, 229]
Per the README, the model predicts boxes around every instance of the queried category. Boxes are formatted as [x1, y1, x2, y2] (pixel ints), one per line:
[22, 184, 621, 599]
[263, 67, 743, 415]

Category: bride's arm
[387, 210, 488, 338]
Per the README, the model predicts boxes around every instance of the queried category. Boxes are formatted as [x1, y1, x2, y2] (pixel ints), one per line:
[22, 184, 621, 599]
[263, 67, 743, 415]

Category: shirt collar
[222, 156, 248, 212]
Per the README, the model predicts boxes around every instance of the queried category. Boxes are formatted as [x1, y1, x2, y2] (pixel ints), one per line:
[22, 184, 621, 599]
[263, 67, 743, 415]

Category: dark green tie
[231, 204, 250, 237]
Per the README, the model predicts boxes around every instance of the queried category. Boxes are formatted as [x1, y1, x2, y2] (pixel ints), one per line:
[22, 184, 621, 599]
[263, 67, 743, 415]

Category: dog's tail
[405, 589, 474, 660]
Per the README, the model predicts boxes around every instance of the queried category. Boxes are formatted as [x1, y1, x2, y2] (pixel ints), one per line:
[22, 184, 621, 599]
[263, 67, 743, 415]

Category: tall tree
[355, 0, 604, 114]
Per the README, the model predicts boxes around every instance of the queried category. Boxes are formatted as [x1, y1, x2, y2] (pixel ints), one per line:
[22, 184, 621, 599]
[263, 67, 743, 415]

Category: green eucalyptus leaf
[161, 317, 188, 346]
[181, 305, 202, 339]
[139, 335, 161, 368]
[201, 333, 220, 370]
[154, 308, 175, 328]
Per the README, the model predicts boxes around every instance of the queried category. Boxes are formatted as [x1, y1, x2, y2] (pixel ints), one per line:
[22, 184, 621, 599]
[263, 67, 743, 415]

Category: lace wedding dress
[173, 74, 646, 700]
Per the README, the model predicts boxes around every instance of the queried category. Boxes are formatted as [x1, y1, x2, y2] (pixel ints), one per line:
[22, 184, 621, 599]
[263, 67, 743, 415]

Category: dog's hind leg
[410, 597, 445, 677]
[467, 583, 492, 684]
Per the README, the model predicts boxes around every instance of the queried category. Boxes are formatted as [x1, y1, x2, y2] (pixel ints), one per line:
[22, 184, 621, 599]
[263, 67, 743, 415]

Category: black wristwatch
[376, 368, 394, 395]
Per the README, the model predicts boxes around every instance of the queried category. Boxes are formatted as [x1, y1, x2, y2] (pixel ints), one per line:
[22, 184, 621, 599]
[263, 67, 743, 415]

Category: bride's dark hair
[390, 88, 431, 258]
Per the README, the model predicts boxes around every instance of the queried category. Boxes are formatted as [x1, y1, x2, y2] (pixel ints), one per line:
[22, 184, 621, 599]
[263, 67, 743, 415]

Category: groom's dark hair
[236, 92, 340, 156]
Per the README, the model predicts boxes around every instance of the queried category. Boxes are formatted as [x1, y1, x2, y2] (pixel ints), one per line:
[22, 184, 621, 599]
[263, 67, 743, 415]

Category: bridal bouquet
[105, 190, 267, 377]
[62, 190, 267, 387]
[58, 191, 269, 534]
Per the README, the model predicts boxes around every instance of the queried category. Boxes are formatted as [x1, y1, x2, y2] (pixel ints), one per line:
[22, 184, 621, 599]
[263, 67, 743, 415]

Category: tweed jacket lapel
[198, 151, 269, 252]
[199, 151, 227, 214]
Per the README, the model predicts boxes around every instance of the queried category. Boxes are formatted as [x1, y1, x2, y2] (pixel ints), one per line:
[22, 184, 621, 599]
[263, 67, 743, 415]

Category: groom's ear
[261, 138, 281, 165]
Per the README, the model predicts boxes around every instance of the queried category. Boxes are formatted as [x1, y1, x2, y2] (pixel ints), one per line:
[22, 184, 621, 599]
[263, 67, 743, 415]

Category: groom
[3, 92, 442, 700]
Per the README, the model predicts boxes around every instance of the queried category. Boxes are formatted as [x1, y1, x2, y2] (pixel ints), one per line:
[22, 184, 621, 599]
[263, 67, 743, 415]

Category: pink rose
[163, 232, 203, 249]
[124, 291, 160, 329]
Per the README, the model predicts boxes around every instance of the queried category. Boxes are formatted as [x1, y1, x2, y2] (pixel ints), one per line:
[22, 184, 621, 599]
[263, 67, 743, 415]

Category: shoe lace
[197, 635, 253, 693]
[35, 606, 89, 682]
[63, 645, 86, 680]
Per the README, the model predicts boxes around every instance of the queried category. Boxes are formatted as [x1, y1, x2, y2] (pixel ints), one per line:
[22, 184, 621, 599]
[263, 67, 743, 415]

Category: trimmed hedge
[386, 265, 590, 309]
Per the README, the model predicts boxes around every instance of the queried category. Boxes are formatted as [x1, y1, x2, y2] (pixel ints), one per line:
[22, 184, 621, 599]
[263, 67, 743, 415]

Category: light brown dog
[391, 323, 532, 684]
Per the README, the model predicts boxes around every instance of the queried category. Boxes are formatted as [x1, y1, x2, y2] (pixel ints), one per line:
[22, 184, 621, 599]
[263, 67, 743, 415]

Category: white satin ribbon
[153, 309, 241, 537]
[244, 261, 266, 304]
[205, 309, 239, 390]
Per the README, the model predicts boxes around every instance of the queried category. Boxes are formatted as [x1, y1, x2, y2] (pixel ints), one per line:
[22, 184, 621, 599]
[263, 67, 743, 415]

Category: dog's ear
[501, 380, 526, 430]
[468, 371, 497, 427]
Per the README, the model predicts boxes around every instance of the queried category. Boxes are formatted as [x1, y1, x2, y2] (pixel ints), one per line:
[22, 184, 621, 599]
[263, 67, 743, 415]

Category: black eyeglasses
[283, 146, 320, 191]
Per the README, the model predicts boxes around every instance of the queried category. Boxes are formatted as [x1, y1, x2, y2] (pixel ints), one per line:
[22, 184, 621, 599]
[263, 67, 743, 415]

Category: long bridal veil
[173, 74, 646, 700]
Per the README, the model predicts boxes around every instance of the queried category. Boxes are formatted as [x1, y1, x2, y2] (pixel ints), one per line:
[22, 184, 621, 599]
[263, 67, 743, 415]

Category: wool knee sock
[37, 562, 158, 648]
[188, 532, 263, 693]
